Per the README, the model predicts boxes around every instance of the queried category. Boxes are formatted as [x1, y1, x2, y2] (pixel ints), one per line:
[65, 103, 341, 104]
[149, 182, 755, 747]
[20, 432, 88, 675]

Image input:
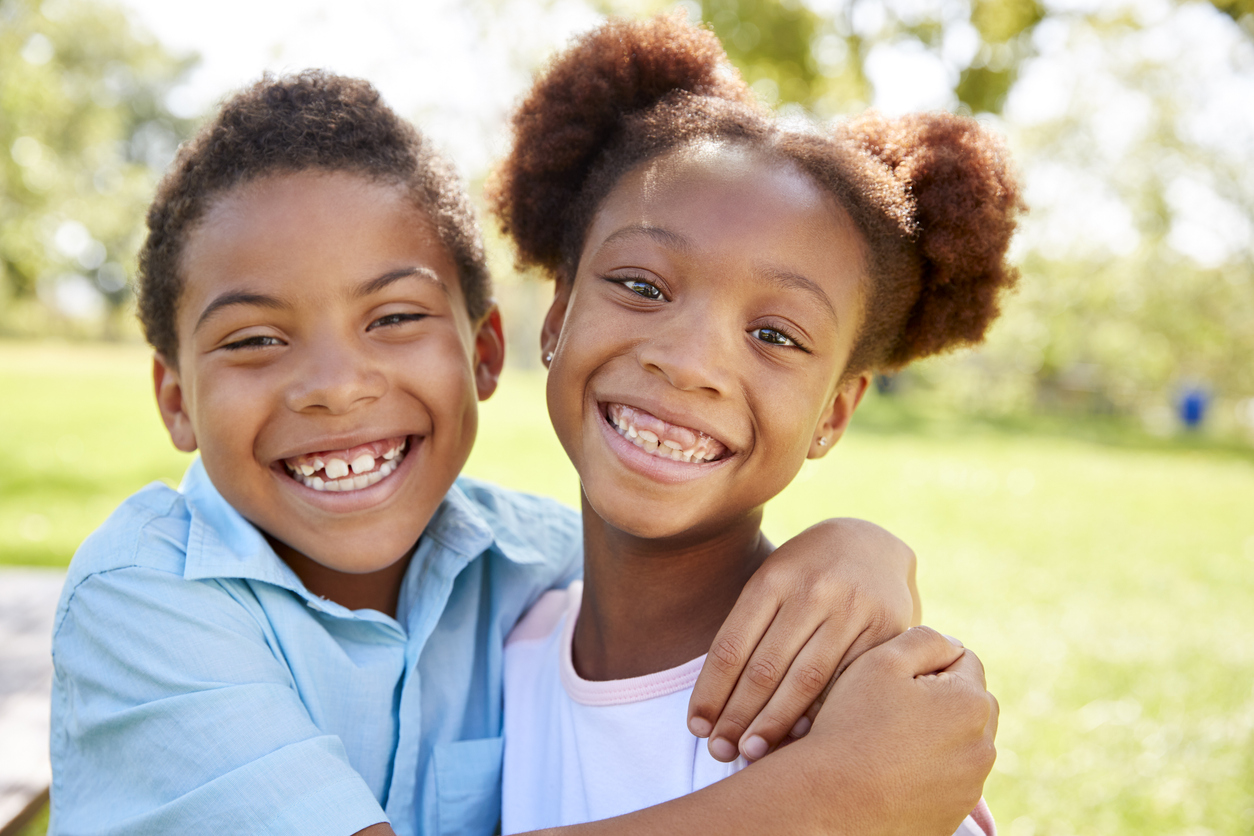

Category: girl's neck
[573, 493, 773, 681]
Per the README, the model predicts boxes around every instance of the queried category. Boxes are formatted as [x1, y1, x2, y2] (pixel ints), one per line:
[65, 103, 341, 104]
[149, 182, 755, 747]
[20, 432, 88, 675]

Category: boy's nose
[636, 306, 735, 395]
[285, 341, 387, 414]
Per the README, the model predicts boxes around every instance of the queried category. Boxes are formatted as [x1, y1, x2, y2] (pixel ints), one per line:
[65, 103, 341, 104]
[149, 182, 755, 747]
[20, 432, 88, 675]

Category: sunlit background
[2, 1, 1252, 834]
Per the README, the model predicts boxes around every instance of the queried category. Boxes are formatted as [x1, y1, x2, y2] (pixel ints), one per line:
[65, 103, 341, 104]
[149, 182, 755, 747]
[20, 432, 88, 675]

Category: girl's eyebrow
[600, 224, 694, 253]
[758, 266, 839, 327]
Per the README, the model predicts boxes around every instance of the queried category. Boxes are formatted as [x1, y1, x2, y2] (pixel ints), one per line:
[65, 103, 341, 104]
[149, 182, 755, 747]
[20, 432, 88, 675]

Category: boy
[50, 72, 996, 836]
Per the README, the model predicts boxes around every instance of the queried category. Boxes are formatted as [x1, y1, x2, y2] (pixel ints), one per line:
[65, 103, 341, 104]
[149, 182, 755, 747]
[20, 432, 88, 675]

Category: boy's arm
[535, 628, 995, 836]
[351, 630, 992, 836]
[53, 566, 388, 836]
[689, 518, 922, 760]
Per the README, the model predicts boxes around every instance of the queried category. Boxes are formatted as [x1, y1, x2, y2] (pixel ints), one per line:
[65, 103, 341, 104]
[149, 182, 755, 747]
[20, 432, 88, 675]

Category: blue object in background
[1178, 386, 1210, 430]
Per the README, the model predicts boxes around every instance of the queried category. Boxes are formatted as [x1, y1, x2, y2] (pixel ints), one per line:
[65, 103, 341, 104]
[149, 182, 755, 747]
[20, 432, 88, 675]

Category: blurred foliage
[0, 0, 195, 336]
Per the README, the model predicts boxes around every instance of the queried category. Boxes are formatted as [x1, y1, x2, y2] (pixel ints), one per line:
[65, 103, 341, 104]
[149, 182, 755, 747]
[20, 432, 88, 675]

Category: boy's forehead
[176, 171, 464, 332]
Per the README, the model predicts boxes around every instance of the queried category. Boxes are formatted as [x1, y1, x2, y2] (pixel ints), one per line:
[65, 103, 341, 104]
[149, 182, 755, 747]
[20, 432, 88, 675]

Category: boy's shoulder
[448, 477, 581, 567]
[66, 479, 194, 584]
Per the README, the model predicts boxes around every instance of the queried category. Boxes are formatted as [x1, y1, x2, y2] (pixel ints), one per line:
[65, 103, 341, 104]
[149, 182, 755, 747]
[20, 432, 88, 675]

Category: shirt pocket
[433, 736, 504, 836]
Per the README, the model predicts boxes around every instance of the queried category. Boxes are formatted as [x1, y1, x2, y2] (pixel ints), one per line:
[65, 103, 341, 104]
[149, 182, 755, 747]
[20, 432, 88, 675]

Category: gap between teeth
[292, 457, 401, 491]
[285, 440, 407, 491]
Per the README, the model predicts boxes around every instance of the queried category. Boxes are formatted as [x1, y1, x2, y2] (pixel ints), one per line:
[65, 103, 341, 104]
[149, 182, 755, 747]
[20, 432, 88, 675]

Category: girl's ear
[153, 354, 198, 453]
[808, 372, 872, 459]
[540, 281, 571, 369]
[474, 304, 507, 401]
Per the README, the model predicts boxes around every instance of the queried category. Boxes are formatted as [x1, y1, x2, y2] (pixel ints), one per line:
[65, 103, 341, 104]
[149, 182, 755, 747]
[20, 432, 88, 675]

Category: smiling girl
[492, 15, 1020, 836]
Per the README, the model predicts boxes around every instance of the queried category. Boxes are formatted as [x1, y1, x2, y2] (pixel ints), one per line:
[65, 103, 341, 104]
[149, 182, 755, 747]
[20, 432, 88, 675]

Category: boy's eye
[222, 335, 284, 351]
[368, 312, 427, 330]
[752, 327, 797, 347]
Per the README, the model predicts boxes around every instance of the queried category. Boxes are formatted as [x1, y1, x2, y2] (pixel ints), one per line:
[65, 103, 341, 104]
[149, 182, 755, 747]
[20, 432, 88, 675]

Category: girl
[493, 15, 1018, 836]
[53, 69, 996, 836]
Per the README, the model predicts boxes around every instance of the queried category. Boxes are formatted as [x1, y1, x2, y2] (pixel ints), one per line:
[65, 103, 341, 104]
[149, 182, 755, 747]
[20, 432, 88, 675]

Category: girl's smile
[543, 141, 871, 543]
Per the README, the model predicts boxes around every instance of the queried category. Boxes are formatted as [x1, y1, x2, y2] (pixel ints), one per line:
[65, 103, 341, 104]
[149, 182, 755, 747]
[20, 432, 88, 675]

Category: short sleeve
[50, 566, 386, 836]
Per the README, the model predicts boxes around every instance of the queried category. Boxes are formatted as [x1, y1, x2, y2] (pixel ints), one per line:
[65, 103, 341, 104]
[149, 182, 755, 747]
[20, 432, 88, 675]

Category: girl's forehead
[625, 142, 837, 221]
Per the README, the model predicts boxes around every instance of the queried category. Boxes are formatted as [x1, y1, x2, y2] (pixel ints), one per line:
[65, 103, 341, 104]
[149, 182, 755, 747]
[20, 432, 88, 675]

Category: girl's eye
[222, 335, 284, 351]
[369, 312, 427, 330]
[621, 279, 663, 301]
[752, 327, 797, 347]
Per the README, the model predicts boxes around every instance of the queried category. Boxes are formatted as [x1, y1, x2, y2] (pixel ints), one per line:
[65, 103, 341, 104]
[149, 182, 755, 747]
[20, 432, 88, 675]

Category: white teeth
[383, 448, 397, 460]
[350, 453, 375, 474]
[293, 455, 401, 492]
[638, 430, 659, 444]
[299, 464, 315, 476]
[626, 426, 638, 439]
[662, 440, 682, 450]
[608, 408, 721, 465]
[324, 458, 349, 479]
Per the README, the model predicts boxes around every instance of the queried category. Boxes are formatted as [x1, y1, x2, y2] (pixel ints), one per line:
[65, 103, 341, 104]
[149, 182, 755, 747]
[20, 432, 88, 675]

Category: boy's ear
[540, 282, 571, 369]
[808, 372, 872, 459]
[473, 304, 506, 401]
[153, 353, 198, 453]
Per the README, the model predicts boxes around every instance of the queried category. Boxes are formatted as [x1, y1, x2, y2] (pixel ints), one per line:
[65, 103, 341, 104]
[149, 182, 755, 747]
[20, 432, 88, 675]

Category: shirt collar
[178, 460, 550, 615]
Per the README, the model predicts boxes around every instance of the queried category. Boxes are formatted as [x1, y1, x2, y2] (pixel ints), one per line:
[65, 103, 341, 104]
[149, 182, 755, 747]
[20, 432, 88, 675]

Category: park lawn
[3, 339, 1252, 835]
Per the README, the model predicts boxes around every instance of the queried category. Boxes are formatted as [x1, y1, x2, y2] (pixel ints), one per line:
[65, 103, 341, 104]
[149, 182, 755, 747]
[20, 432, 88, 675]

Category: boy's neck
[268, 535, 414, 618]
[573, 494, 773, 681]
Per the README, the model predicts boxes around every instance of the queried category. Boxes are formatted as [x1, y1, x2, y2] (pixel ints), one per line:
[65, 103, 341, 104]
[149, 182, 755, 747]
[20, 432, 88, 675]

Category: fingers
[878, 625, 966, 678]
[732, 618, 856, 760]
[686, 578, 780, 741]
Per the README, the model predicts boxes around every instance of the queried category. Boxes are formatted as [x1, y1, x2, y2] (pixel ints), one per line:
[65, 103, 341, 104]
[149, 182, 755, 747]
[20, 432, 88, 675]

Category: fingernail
[789, 716, 812, 739]
[709, 737, 739, 762]
[688, 716, 713, 738]
[943, 634, 964, 647]
[741, 735, 768, 761]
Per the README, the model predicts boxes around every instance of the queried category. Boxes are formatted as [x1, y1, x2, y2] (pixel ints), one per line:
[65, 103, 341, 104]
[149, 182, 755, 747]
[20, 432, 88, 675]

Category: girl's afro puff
[137, 70, 491, 362]
[490, 14, 758, 278]
[493, 15, 1023, 374]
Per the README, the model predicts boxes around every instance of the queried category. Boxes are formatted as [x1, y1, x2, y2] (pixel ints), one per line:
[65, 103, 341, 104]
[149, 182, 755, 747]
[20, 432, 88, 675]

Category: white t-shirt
[501, 581, 996, 836]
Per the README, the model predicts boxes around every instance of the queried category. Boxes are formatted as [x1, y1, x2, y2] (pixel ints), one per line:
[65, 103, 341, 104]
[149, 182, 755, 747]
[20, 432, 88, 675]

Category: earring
[817, 437, 828, 447]
[543, 351, 553, 365]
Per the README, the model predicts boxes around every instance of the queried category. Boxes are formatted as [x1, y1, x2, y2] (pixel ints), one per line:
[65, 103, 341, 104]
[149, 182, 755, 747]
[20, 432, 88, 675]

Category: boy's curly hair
[489, 15, 1024, 375]
[137, 71, 491, 362]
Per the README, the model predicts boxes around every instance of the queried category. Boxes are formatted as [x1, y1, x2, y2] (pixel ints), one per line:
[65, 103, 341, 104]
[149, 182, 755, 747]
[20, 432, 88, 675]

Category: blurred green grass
[3, 339, 1252, 835]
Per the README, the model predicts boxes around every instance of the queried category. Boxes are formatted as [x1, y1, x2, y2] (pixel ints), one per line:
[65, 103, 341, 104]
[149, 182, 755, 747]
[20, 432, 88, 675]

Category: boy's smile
[544, 142, 870, 542]
[154, 171, 503, 595]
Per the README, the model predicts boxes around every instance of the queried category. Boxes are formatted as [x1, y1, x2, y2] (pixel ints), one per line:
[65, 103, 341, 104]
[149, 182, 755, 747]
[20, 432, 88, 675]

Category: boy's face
[154, 171, 503, 575]
[543, 143, 870, 542]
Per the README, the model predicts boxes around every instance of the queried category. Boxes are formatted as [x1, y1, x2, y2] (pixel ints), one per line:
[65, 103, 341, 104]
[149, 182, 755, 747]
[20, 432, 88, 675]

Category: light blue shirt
[50, 459, 581, 836]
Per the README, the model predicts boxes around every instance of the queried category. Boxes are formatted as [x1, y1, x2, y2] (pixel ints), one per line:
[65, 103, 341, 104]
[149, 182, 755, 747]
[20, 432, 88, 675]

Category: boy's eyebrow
[758, 267, 839, 327]
[600, 225, 694, 253]
[194, 291, 286, 333]
[354, 266, 449, 298]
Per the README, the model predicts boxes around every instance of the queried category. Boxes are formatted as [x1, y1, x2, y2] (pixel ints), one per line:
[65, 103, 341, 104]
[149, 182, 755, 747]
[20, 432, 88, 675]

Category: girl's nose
[636, 305, 735, 395]
[284, 339, 387, 414]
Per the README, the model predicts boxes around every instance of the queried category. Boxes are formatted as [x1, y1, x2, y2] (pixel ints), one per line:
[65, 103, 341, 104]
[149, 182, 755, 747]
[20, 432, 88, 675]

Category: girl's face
[543, 142, 871, 542]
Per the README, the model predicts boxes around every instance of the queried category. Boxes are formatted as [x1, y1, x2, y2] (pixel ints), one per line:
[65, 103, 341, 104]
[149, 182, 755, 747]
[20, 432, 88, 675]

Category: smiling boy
[49, 71, 996, 836]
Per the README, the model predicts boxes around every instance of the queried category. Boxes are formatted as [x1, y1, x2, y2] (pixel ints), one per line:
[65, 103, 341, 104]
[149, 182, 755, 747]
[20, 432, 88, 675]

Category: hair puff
[490, 14, 757, 277]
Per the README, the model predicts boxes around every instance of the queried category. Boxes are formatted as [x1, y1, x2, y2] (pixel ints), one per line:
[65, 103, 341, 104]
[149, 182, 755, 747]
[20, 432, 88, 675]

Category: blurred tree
[0, 0, 195, 335]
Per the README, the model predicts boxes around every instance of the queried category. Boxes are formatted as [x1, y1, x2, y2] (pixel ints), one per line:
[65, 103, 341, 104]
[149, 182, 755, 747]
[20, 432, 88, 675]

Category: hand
[687, 518, 919, 761]
[797, 626, 999, 836]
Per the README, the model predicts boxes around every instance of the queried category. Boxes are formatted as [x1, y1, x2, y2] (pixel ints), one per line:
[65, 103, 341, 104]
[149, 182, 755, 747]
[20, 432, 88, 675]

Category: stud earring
[817, 437, 828, 447]
[543, 351, 553, 365]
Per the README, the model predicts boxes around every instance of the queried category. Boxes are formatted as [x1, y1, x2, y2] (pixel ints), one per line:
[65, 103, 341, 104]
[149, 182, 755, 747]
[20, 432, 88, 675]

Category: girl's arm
[689, 518, 923, 761]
